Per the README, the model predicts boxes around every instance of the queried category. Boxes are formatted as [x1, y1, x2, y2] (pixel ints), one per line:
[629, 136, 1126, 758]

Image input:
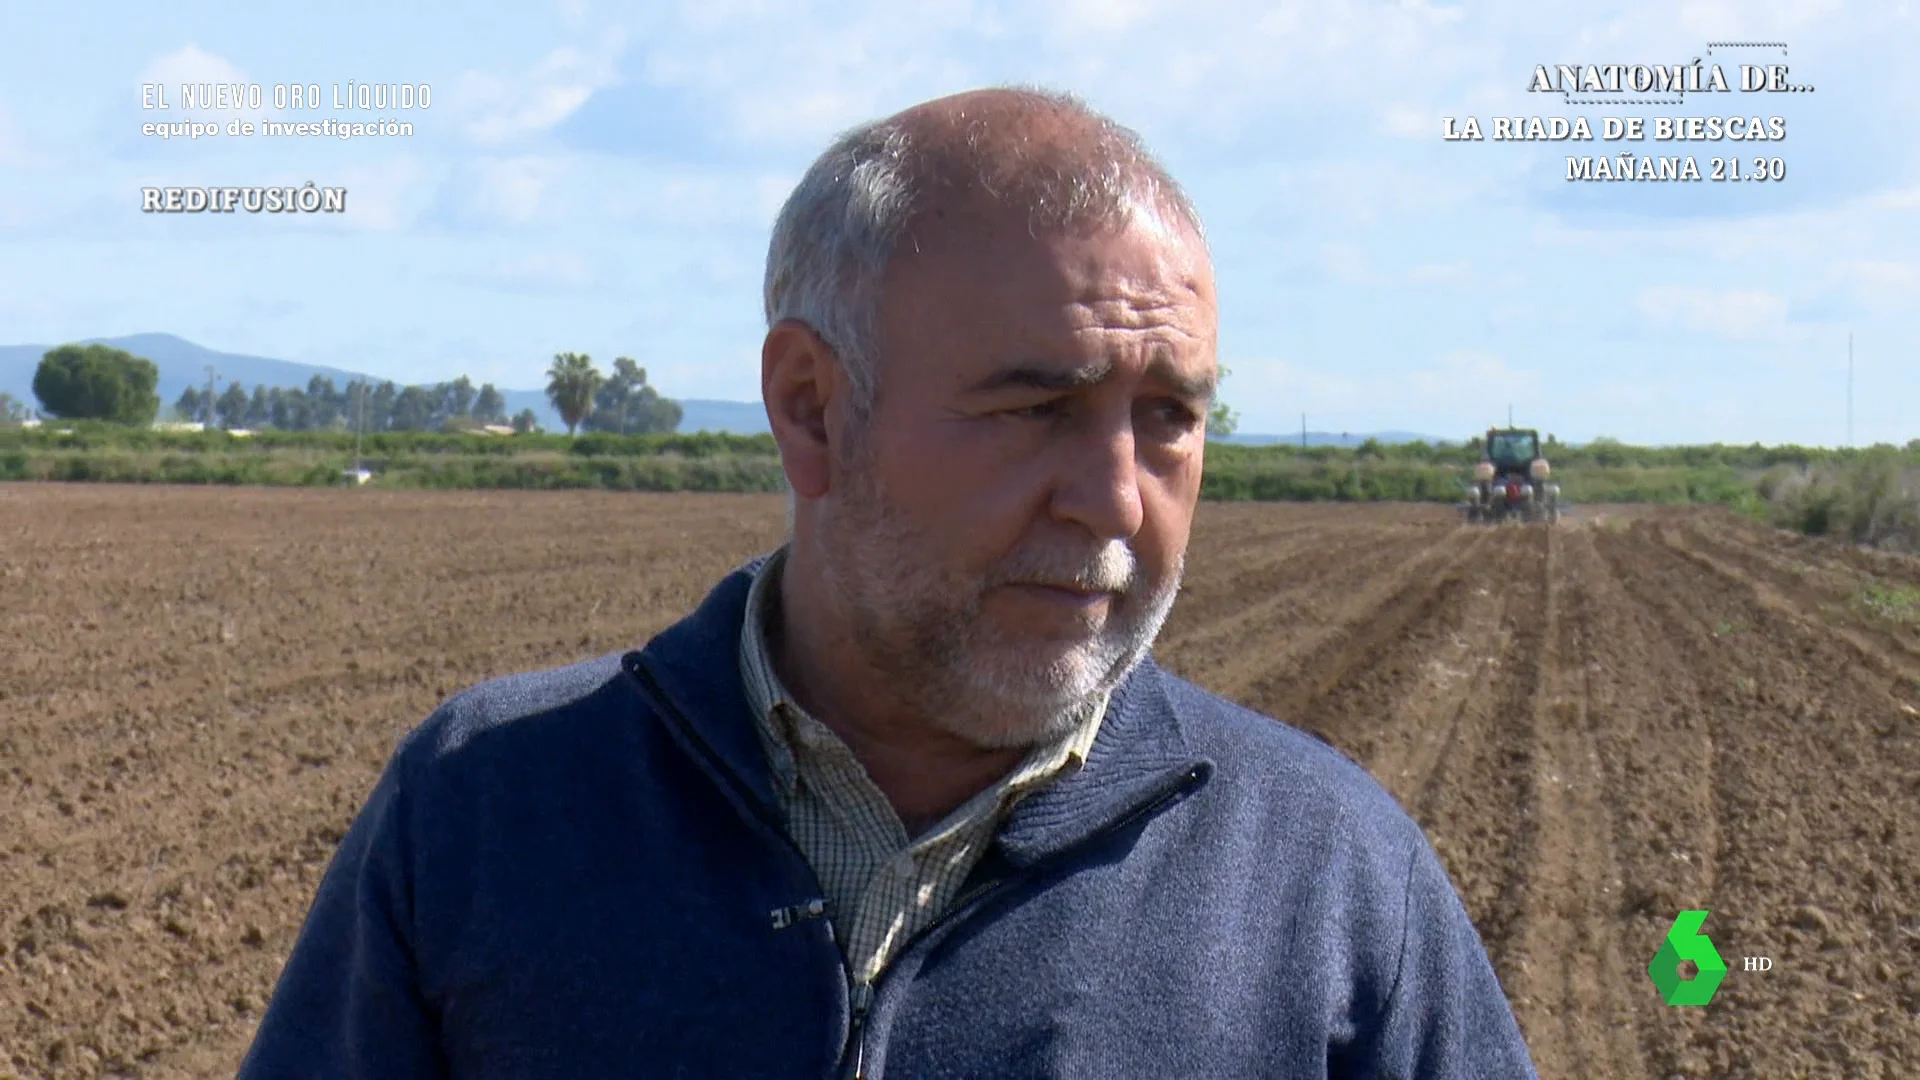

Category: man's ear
[762, 320, 837, 499]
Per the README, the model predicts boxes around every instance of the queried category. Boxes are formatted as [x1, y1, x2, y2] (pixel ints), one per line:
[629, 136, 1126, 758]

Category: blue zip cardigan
[238, 556, 1540, 1079]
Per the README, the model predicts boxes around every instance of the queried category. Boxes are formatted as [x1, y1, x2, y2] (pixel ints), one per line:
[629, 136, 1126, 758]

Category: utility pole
[1848, 331, 1854, 448]
[1301, 412, 1307, 448]
[354, 380, 367, 478]
[203, 365, 218, 427]
[1508, 403, 1513, 427]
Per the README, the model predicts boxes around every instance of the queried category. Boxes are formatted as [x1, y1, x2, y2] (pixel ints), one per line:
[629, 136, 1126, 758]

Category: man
[239, 87, 1539, 1078]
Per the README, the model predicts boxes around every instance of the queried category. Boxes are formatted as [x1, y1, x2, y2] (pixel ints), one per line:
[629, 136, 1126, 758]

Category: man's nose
[1049, 417, 1145, 541]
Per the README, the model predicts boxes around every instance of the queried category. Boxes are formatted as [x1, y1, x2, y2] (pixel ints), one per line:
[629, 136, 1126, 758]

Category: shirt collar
[738, 545, 801, 800]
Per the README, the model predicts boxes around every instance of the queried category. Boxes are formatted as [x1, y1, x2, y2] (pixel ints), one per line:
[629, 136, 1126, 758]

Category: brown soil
[3, 487, 1917, 1078]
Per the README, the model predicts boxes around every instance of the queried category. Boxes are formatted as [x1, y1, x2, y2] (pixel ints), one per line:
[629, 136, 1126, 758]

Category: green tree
[370, 381, 398, 432]
[1206, 364, 1239, 438]
[1, 391, 29, 422]
[444, 376, 477, 421]
[271, 388, 313, 430]
[31, 343, 161, 423]
[511, 407, 540, 434]
[306, 376, 342, 429]
[343, 380, 374, 433]
[173, 386, 208, 425]
[246, 385, 273, 428]
[390, 385, 436, 431]
[584, 356, 682, 435]
[1587, 435, 1627, 468]
[545, 351, 604, 436]
[215, 383, 250, 429]
[474, 384, 507, 424]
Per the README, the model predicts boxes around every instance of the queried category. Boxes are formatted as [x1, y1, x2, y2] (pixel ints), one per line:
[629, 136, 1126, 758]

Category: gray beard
[815, 448, 1183, 751]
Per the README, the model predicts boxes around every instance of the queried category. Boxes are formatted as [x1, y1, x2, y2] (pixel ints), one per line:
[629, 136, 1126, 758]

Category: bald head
[878, 88, 1200, 237]
[764, 86, 1206, 415]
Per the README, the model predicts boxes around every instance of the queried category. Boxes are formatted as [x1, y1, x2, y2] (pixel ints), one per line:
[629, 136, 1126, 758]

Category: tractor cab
[1465, 426, 1561, 524]
[1485, 429, 1539, 475]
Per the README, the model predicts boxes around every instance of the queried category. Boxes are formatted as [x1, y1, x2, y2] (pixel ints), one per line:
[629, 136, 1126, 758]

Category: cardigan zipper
[624, 657, 864, 1074]
[840, 979, 872, 1079]
[628, 653, 1205, 1080]
[834, 763, 1206, 1077]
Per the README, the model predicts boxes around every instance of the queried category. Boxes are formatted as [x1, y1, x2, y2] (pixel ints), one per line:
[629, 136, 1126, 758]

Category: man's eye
[1152, 400, 1201, 428]
[1006, 400, 1065, 419]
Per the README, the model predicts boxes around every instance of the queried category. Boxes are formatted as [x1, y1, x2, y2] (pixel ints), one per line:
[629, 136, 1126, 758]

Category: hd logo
[1648, 910, 1728, 1006]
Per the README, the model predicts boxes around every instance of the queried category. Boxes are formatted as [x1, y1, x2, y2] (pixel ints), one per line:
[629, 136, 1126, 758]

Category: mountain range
[0, 334, 1450, 444]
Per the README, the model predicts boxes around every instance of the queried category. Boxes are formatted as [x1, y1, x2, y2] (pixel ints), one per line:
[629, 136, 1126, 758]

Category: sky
[0, 0, 1914, 445]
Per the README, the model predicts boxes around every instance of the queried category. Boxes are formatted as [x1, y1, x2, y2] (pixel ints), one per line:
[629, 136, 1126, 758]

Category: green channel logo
[1649, 909, 1727, 1006]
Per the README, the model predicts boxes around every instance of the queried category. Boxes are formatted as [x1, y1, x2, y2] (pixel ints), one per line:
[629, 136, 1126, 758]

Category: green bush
[1755, 457, 1920, 552]
[7, 431, 1915, 535]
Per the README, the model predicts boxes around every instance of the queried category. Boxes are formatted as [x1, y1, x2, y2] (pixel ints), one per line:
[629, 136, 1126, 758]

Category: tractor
[1462, 427, 1561, 524]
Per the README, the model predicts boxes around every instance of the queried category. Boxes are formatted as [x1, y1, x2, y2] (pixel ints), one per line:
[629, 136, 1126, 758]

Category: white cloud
[1635, 285, 1790, 340]
[133, 44, 294, 123]
[1585, 381, 1660, 411]
[477, 251, 597, 291]
[1320, 241, 1370, 283]
[1837, 259, 1920, 313]
[1272, 157, 1493, 228]
[1675, 0, 1845, 37]
[1528, 177, 1920, 264]
[139, 43, 251, 98]
[1407, 261, 1472, 285]
[756, 173, 796, 220]
[1412, 350, 1539, 398]
[461, 155, 570, 223]
[583, 163, 800, 230]
[1230, 357, 1363, 406]
[12, 0, 1912, 444]
[1051, 0, 1166, 35]
[132, 44, 320, 127]
[1870, 187, 1920, 211]
[161, 159, 441, 234]
[333, 157, 436, 231]
[0, 103, 31, 168]
[454, 35, 626, 145]
[575, 0, 1911, 208]
[1380, 104, 1433, 139]
[1228, 343, 1543, 428]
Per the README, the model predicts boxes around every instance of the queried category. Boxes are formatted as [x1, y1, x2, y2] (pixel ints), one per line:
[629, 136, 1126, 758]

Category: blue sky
[1, 0, 1914, 445]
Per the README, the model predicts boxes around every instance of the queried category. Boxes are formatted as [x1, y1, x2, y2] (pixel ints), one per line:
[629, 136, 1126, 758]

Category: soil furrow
[8, 487, 1919, 1080]
[1594, 520, 1920, 1078]
[1504, 526, 1649, 1080]
[1157, 523, 1457, 661]
[1666, 517, 1920, 690]
[1203, 526, 1495, 708]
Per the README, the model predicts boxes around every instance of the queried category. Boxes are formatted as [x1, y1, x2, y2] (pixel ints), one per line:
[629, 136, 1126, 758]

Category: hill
[1220, 430, 1451, 448]
[1, 333, 371, 418]
[0, 334, 781, 435]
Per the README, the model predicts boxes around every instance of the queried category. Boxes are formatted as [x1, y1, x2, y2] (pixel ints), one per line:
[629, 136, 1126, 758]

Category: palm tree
[545, 352, 603, 436]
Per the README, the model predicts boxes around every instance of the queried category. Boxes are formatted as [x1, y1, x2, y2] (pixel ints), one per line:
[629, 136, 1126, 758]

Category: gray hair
[763, 86, 1206, 419]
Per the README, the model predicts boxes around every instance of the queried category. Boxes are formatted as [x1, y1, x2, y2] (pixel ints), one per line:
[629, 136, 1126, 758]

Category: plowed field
[4, 485, 1917, 1078]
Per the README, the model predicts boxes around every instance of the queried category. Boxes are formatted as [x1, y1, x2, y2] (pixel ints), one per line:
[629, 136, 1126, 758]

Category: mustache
[989, 540, 1138, 593]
